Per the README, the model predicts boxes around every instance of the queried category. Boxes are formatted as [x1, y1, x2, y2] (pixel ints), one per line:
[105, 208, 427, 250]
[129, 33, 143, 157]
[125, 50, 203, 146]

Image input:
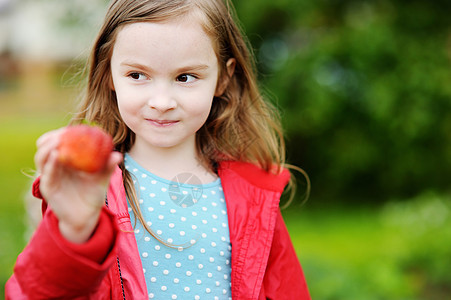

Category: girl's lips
[147, 119, 179, 127]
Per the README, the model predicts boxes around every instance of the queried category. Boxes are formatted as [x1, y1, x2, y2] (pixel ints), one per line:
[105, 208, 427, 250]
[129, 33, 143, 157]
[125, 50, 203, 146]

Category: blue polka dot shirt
[124, 154, 232, 300]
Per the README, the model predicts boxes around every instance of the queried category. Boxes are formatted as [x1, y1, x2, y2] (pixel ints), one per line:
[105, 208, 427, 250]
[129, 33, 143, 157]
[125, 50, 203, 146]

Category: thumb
[104, 151, 123, 176]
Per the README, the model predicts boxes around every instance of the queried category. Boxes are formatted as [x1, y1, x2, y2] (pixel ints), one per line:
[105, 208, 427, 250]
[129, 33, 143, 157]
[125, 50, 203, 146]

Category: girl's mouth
[147, 119, 179, 127]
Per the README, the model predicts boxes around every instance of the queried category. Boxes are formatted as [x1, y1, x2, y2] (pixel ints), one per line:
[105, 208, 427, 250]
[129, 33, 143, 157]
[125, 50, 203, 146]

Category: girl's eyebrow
[119, 61, 211, 73]
[178, 64, 210, 73]
[119, 61, 152, 72]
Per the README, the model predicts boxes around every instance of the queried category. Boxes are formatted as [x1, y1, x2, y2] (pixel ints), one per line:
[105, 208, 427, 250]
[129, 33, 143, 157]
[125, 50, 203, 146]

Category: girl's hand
[35, 128, 123, 244]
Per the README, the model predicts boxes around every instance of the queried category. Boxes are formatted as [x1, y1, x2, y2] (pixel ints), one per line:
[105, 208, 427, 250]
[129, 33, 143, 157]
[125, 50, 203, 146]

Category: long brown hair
[71, 0, 308, 243]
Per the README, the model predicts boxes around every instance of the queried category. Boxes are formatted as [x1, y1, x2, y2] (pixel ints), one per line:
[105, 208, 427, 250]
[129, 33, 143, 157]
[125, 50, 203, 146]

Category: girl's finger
[38, 149, 62, 200]
[93, 151, 123, 185]
[35, 128, 66, 172]
[105, 152, 123, 174]
[36, 128, 64, 148]
[34, 138, 60, 172]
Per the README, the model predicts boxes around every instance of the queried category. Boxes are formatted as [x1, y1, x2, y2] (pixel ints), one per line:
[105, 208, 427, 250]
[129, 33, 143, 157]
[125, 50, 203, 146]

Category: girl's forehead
[116, 18, 211, 46]
[112, 18, 219, 68]
[114, 15, 219, 55]
[116, 7, 216, 43]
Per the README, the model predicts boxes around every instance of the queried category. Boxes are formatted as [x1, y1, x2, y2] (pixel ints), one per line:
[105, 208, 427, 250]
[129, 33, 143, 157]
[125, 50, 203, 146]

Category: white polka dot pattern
[124, 154, 232, 299]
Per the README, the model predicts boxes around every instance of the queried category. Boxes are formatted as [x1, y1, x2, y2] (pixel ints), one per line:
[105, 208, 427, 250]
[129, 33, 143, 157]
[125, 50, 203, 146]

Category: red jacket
[6, 161, 311, 299]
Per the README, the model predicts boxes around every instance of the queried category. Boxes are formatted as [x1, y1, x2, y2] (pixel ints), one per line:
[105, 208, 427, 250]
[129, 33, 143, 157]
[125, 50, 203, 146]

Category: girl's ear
[215, 58, 236, 97]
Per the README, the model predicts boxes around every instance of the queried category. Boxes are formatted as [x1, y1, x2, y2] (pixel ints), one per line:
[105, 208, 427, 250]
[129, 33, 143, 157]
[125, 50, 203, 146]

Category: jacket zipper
[116, 256, 126, 300]
[105, 195, 126, 300]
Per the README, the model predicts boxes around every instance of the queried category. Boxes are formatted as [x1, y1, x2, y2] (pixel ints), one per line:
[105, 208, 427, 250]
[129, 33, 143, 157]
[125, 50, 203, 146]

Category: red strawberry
[57, 125, 114, 173]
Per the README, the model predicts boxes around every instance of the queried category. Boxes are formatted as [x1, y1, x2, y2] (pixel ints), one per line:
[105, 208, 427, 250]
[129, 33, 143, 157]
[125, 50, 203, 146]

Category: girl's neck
[127, 139, 217, 184]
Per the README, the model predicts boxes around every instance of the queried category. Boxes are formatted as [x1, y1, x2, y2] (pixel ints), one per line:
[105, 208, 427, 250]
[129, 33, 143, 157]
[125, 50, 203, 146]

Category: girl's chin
[142, 137, 194, 151]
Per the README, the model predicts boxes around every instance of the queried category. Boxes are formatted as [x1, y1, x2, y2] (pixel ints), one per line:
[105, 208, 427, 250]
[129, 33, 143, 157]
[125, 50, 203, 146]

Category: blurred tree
[232, 0, 451, 204]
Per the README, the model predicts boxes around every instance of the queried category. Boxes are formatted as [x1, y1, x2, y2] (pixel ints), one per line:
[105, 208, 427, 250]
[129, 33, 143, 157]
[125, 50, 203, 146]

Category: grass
[283, 196, 451, 300]
[283, 206, 409, 299]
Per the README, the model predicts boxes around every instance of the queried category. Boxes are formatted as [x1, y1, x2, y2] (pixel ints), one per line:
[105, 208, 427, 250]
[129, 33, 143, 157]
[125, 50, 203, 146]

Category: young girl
[6, 0, 310, 299]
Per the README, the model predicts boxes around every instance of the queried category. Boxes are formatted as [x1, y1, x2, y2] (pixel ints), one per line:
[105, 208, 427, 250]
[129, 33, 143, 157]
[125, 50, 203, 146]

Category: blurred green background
[1, 0, 450, 299]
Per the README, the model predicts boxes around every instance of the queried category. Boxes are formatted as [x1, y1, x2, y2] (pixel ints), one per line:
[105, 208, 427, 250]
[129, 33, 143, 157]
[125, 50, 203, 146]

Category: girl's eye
[128, 72, 146, 81]
[177, 74, 197, 83]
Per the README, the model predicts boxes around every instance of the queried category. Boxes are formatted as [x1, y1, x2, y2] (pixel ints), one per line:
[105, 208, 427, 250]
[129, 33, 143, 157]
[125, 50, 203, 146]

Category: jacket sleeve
[5, 201, 118, 299]
[261, 210, 311, 300]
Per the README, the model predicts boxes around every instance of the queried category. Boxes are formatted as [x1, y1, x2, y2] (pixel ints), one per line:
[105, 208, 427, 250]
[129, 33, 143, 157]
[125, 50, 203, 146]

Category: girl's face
[110, 17, 220, 155]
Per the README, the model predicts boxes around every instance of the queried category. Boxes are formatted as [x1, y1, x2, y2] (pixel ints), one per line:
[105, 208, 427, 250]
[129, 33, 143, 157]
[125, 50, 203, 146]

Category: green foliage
[232, 0, 451, 202]
[381, 192, 451, 296]
[285, 193, 451, 299]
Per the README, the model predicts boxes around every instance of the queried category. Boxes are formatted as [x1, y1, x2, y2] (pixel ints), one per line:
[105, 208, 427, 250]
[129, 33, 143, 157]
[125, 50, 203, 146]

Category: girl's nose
[147, 83, 177, 112]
